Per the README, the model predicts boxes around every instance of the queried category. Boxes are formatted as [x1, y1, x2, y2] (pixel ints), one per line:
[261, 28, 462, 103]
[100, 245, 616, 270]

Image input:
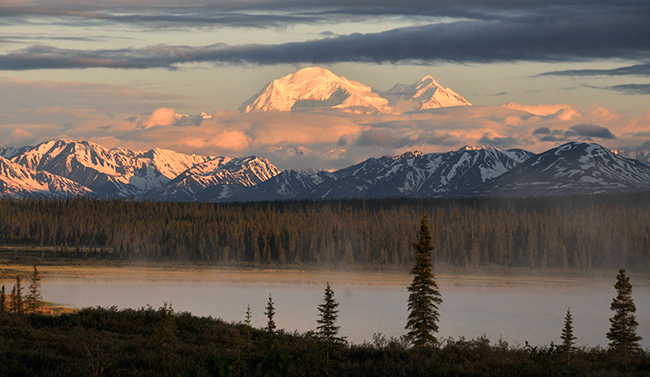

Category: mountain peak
[240, 67, 470, 114]
[239, 67, 389, 113]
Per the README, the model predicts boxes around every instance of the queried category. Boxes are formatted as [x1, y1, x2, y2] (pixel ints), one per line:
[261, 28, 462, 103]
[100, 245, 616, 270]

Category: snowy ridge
[143, 156, 281, 201]
[0, 156, 92, 198]
[380, 76, 471, 111]
[5, 140, 216, 197]
[2, 140, 650, 201]
[247, 146, 536, 200]
[240, 67, 470, 114]
[464, 142, 650, 197]
[612, 140, 650, 164]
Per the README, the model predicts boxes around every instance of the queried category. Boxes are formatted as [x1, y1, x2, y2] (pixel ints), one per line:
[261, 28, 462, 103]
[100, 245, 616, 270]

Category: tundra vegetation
[0, 261, 647, 376]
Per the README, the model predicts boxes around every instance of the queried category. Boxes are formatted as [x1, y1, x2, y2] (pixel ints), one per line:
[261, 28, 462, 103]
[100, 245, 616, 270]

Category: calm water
[38, 278, 650, 348]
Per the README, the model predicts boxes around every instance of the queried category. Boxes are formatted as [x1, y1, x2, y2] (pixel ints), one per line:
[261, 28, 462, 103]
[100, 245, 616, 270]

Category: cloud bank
[1, 9, 649, 70]
[2, 78, 648, 169]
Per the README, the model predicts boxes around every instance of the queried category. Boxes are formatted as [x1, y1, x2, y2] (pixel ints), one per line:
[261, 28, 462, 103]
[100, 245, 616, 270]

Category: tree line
[0, 193, 649, 270]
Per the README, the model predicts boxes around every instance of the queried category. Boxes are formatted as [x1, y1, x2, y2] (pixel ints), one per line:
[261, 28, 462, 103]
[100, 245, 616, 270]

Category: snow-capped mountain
[612, 140, 650, 164]
[143, 156, 281, 201]
[1, 140, 649, 201]
[240, 67, 390, 113]
[1, 140, 215, 197]
[464, 142, 650, 197]
[379, 76, 472, 111]
[0, 156, 93, 198]
[247, 147, 534, 200]
[239, 67, 470, 114]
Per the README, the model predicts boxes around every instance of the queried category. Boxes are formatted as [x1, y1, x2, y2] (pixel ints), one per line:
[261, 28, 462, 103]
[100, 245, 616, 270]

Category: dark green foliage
[152, 302, 178, 360]
[1, 194, 650, 270]
[205, 350, 231, 377]
[316, 282, 345, 376]
[258, 340, 292, 377]
[264, 295, 276, 336]
[26, 264, 42, 313]
[405, 214, 442, 347]
[8, 275, 23, 315]
[0, 307, 649, 376]
[316, 282, 342, 344]
[606, 269, 642, 354]
[0, 285, 5, 313]
[560, 307, 576, 363]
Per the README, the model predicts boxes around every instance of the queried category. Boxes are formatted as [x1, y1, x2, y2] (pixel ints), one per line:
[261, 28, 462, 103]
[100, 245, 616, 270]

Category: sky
[1, 0, 650, 170]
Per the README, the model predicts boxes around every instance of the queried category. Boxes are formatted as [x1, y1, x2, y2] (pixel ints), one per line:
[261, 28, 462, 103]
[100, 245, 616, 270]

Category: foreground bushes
[0, 307, 648, 376]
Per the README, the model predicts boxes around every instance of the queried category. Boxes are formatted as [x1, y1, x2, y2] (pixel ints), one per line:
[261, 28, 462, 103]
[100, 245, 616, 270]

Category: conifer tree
[265, 294, 276, 336]
[152, 302, 178, 360]
[245, 304, 252, 327]
[26, 265, 43, 313]
[0, 285, 5, 314]
[405, 214, 442, 347]
[316, 282, 344, 376]
[560, 307, 577, 364]
[9, 276, 23, 315]
[606, 269, 641, 354]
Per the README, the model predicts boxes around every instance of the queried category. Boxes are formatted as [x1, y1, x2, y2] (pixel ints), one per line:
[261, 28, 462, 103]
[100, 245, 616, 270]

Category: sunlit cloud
[1, 101, 647, 170]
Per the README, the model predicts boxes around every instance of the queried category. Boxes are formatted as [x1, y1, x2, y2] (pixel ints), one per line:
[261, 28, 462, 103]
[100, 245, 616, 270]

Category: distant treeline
[0, 194, 649, 270]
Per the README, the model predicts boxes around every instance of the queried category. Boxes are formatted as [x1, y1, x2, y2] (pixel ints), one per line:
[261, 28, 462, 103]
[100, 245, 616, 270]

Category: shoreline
[1, 262, 647, 288]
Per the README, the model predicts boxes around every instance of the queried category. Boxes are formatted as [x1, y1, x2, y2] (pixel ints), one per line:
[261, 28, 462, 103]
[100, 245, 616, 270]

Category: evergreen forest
[0, 193, 649, 270]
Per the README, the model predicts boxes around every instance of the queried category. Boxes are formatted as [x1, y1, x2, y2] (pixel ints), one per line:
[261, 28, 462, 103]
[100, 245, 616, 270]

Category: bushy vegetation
[0, 306, 648, 377]
[1, 193, 650, 270]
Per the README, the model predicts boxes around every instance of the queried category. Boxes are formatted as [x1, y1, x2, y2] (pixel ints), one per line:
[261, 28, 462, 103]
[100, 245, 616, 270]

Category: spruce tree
[9, 276, 23, 315]
[316, 282, 344, 376]
[0, 285, 5, 314]
[606, 269, 641, 354]
[245, 304, 252, 327]
[26, 265, 43, 313]
[265, 294, 276, 336]
[406, 214, 442, 347]
[560, 307, 577, 364]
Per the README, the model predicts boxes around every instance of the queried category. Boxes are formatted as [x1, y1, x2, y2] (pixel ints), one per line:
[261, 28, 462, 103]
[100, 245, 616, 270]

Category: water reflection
[41, 279, 649, 347]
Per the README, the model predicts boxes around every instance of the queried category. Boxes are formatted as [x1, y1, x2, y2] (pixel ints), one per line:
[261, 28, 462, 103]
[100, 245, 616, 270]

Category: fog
[37, 276, 650, 348]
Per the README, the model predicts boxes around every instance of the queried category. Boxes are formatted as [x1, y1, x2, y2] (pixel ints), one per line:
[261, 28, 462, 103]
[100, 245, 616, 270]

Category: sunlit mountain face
[2, 139, 650, 201]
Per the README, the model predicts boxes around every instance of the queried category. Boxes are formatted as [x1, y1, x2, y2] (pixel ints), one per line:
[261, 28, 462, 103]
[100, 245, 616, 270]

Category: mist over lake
[37, 272, 650, 348]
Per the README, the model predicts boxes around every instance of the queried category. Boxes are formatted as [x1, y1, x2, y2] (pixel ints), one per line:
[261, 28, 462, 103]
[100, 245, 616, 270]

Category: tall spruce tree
[560, 307, 577, 364]
[0, 285, 5, 314]
[9, 276, 23, 315]
[26, 265, 43, 313]
[265, 294, 276, 336]
[405, 214, 442, 347]
[316, 282, 344, 376]
[606, 269, 641, 354]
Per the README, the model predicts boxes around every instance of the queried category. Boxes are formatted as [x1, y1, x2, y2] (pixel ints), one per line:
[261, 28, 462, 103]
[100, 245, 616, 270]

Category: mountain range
[239, 67, 471, 114]
[1, 139, 650, 201]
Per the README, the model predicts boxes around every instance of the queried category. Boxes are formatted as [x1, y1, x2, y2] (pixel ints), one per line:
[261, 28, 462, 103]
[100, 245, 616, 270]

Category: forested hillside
[0, 194, 648, 270]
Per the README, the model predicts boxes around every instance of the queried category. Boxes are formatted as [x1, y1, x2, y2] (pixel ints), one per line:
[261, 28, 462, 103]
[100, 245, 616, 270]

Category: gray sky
[1, 0, 649, 169]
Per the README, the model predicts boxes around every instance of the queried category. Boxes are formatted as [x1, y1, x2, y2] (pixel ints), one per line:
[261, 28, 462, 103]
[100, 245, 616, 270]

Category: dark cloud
[533, 124, 616, 142]
[355, 129, 416, 148]
[477, 134, 521, 148]
[605, 83, 650, 95]
[2, 8, 650, 70]
[540, 62, 650, 77]
[1, 0, 644, 27]
[533, 127, 551, 135]
[569, 124, 616, 139]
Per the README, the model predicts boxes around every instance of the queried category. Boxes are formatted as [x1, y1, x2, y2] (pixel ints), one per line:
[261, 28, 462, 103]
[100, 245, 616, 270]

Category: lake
[19, 267, 648, 348]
